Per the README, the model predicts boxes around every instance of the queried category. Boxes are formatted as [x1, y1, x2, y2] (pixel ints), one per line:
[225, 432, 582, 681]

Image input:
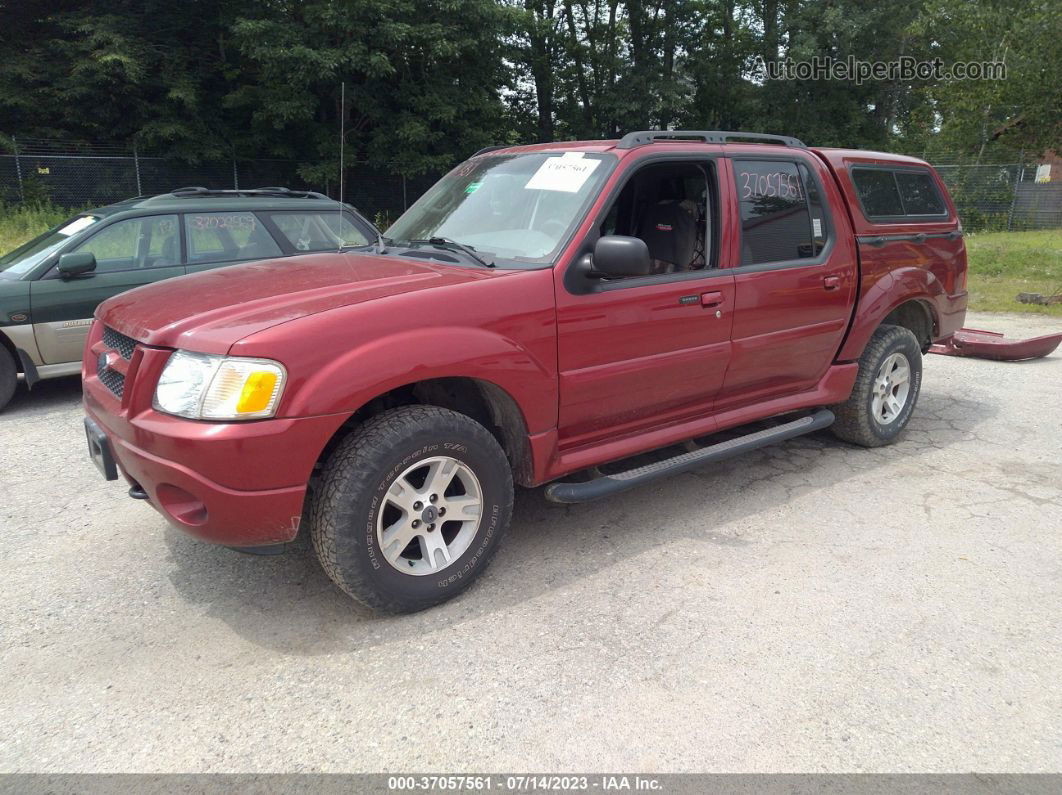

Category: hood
[97, 251, 508, 353]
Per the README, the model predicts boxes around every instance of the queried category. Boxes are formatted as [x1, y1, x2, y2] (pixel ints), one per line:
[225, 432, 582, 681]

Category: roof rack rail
[167, 186, 331, 200]
[616, 130, 806, 149]
[471, 144, 509, 157]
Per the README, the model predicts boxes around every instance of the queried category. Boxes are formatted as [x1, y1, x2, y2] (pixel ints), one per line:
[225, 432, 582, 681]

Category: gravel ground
[1, 311, 1059, 773]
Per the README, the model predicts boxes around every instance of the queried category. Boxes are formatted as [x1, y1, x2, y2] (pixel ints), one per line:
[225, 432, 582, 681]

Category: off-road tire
[830, 324, 923, 447]
[0, 346, 17, 412]
[310, 405, 514, 613]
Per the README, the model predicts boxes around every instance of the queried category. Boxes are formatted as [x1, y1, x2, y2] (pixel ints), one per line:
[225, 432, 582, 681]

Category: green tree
[0, 0, 245, 160]
[0, 0, 1058, 182]
[908, 0, 1061, 159]
[229, 0, 512, 181]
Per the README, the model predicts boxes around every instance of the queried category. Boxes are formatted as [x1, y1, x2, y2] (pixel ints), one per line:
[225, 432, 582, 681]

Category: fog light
[156, 484, 208, 526]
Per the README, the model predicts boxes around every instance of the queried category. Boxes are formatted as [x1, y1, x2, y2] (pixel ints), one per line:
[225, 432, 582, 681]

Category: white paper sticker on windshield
[812, 218, 822, 238]
[524, 154, 601, 193]
[58, 216, 99, 236]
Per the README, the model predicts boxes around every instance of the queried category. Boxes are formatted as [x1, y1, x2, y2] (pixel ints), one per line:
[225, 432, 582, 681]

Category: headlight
[153, 350, 287, 420]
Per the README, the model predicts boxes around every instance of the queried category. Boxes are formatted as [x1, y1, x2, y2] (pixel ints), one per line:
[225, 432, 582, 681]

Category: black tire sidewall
[336, 419, 512, 609]
[863, 331, 922, 443]
[0, 346, 16, 411]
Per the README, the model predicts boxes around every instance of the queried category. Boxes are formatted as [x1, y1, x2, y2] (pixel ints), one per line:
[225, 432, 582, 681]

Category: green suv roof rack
[167, 186, 331, 200]
[616, 130, 807, 149]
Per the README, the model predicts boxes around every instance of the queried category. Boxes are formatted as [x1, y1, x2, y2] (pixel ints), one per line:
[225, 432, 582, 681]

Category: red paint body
[929, 327, 1062, 361]
[83, 140, 968, 546]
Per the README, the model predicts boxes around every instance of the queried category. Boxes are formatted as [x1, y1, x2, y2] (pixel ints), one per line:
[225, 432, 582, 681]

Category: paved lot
[1, 311, 1059, 773]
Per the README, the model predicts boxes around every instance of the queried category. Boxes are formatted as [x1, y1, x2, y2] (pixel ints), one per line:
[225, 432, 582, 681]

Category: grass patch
[966, 229, 1062, 316]
[0, 202, 72, 256]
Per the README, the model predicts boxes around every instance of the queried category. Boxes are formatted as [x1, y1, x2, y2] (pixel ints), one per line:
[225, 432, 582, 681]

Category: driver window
[598, 161, 716, 275]
[74, 215, 179, 272]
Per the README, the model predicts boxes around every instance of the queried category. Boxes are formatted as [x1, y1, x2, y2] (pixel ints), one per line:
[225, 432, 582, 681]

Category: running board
[544, 409, 835, 504]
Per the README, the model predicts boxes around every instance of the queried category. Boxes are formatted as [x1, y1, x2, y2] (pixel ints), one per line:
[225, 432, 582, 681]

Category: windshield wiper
[408, 237, 494, 268]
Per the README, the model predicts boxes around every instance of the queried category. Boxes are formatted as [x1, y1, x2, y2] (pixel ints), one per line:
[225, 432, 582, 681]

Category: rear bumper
[936, 290, 968, 341]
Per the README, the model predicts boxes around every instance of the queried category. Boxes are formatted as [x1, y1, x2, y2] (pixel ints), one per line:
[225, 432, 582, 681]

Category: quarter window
[851, 167, 947, 220]
[734, 160, 826, 266]
[73, 215, 179, 272]
[184, 212, 281, 264]
[268, 212, 370, 251]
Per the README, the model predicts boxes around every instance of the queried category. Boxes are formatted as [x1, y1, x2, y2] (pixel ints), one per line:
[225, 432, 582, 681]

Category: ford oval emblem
[98, 352, 109, 372]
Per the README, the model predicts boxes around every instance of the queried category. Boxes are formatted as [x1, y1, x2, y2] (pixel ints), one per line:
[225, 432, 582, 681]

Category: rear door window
[267, 212, 370, 251]
[733, 160, 829, 266]
[851, 167, 947, 221]
[184, 212, 282, 264]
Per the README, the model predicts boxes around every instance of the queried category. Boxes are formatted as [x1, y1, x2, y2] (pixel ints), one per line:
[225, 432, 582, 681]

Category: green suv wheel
[0, 346, 17, 412]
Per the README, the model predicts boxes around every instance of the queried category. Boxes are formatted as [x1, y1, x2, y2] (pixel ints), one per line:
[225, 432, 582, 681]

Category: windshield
[0, 215, 101, 278]
[385, 152, 615, 267]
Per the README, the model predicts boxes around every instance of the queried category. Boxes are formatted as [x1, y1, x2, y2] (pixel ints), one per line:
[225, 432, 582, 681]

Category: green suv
[0, 187, 378, 411]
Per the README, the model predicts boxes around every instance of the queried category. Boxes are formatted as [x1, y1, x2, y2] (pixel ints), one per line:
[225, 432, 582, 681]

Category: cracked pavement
[1, 311, 1059, 772]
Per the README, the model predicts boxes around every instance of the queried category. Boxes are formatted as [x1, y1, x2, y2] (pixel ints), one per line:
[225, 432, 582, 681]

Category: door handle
[700, 291, 725, 308]
[823, 276, 841, 291]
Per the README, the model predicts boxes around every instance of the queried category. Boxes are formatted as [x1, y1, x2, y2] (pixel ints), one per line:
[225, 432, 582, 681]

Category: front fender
[837, 266, 944, 361]
[280, 325, 557, 432]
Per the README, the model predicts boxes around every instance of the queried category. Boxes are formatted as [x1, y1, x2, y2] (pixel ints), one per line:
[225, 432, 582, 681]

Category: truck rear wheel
[0, 346, 17, 412]
[830, 324, 922, 447]
[310, 405, 514, 613]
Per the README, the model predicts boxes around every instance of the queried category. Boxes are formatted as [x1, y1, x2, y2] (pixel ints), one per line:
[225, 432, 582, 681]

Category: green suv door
[29, 214, 184, 363]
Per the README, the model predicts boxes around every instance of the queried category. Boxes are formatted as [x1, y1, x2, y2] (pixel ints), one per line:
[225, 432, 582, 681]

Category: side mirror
[57, 252, 96, 278]
[592, 235, 651, 278]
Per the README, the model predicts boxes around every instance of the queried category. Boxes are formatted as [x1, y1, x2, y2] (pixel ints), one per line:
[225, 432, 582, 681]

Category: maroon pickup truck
[82, 131, 968, 612]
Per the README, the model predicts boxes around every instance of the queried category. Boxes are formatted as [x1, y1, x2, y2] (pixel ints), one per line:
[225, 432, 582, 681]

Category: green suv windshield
[385, 152, 615, 267]
[0, 215, 100, 278]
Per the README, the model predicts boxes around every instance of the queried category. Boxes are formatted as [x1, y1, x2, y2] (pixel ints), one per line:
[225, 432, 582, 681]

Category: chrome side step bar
[544, 409, 835, 504]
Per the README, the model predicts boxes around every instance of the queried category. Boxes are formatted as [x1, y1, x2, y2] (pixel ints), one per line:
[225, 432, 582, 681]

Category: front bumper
[83, 334, 347, 547]
[86, 406, 309, 545]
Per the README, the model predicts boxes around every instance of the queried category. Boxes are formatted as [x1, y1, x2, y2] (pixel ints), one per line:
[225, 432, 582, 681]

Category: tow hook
[128, 483, 149, 500]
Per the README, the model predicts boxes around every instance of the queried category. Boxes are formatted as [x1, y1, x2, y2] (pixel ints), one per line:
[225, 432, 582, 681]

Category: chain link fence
[0, 137, 441, 226]
[1, 136, 1059, 232]
[932, 162, 1061, 232]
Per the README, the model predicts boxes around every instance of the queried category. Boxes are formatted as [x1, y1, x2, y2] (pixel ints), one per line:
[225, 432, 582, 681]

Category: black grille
[98, 364, 125, 398]
[102, 326, 137, 360]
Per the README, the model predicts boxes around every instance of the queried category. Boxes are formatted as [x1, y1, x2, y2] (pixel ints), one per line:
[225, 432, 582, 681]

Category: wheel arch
[313, 376, 537, 488]
[837, 268, 944, 361]
[882, 299, 936, 351]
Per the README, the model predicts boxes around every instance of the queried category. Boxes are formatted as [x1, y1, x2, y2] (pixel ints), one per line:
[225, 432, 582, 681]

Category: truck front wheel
[310, 405, 514, 613]
[830, 324, 923, 447]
